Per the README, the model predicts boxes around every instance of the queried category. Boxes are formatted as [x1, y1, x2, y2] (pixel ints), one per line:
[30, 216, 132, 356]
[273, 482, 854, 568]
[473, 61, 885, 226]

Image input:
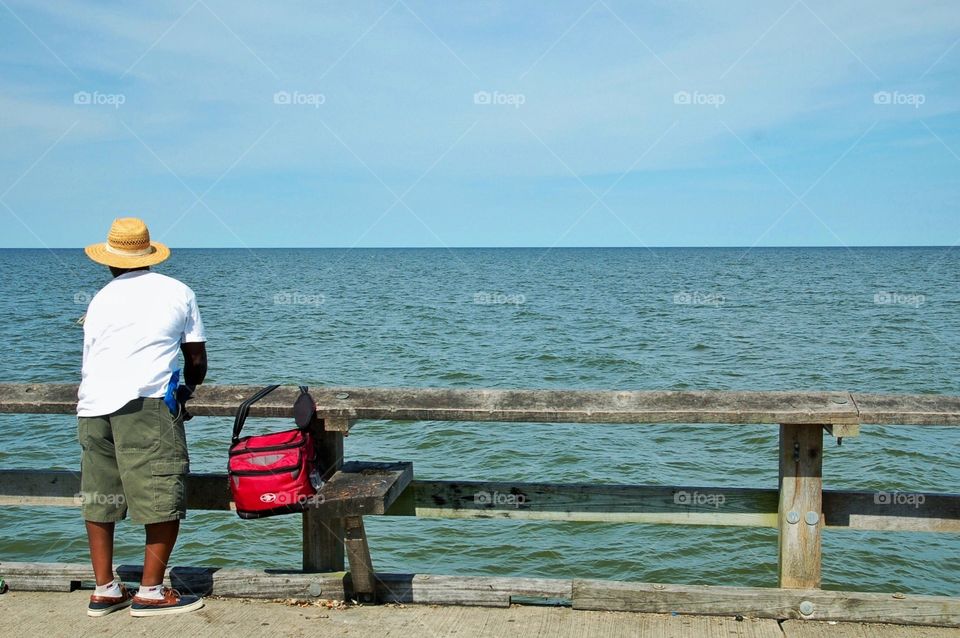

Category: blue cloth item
[163, 368, 181, 414]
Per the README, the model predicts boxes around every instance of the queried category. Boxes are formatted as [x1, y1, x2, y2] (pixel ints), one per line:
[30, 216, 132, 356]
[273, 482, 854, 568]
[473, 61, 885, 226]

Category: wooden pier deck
[3, 590, 959, 638]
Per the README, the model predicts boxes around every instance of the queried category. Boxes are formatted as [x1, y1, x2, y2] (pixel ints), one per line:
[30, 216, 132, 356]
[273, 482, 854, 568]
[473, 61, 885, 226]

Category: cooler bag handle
[231, 384, 280, 444]
[231, 384, 317, 444]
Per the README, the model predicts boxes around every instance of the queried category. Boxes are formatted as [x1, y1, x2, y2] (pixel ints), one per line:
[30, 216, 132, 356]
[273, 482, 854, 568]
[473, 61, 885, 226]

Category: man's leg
[85, 521, 116, 586]
[78, 414, 127, 586]
[113, 399, 190, 588]
[142, 520, 180, 586]
[114, 398, 201, 614]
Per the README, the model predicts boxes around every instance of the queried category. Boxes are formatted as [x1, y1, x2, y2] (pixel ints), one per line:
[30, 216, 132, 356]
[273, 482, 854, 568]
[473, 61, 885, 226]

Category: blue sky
[1, 1, 958, 247]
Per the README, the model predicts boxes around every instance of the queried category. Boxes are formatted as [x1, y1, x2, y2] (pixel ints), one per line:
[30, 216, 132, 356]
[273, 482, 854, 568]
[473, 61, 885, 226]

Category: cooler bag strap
[231, 384, 281, 444]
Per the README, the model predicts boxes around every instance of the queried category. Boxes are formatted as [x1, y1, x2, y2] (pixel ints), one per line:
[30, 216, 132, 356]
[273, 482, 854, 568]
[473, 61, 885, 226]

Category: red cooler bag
[228, 385, 321, 519]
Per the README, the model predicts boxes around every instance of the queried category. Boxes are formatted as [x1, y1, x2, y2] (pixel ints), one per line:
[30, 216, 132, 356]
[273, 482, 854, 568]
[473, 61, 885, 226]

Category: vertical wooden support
[302, 416, 345, 572]
[344, 515, 376, 602]
[778, 423, 823, 589]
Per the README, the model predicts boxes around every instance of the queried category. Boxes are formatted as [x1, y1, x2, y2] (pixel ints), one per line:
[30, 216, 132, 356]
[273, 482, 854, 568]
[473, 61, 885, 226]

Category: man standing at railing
[77, 217, 207, 618]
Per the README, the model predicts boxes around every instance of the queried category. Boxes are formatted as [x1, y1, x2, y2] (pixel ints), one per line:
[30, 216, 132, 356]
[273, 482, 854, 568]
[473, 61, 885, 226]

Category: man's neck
[109, 266, 150, 278]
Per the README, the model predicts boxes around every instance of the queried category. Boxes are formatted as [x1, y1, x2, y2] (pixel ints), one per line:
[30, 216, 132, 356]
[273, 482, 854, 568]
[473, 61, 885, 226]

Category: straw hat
[85, 217, 170, 268]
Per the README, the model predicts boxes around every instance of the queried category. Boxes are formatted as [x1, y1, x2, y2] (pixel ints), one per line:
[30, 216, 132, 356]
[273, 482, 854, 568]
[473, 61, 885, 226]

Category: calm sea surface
[0, 247, 957, 595]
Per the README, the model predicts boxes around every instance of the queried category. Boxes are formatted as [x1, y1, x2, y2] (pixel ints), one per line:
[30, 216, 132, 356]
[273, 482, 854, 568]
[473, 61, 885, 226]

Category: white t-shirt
[77, 270, 206, 417]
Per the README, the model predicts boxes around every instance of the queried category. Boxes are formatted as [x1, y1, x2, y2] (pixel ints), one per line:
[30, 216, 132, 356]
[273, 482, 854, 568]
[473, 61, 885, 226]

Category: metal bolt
[805, 511, 820, 526]
[786, 511, 800, 524]
[832, 398, 848, 404]
[799, 601, 815, 616]
[653, 584, 665, 590]
[308, 582, 323, 597]
[336, 392, 350, 399]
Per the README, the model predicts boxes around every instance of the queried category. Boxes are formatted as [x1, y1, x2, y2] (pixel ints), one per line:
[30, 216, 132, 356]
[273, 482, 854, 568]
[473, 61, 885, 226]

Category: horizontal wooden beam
[852, 393, 960, 425]
[2, 470, 957, 532]
[2, 561, 956, 627]
[6, 384, 960, 427]
[375, 573, 572, 607]
[0, 463, 412, 519]
[0, 561, 567, 605]
[572, 579, 960, 627]
[0, 561, 347, 598]
[396, 480, 779, 528]
[0, 383, 864, 425]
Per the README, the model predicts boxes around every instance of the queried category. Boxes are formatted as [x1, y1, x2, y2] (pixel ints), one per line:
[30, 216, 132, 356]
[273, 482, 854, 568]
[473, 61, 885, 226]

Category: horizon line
[0, 245, 955, 250]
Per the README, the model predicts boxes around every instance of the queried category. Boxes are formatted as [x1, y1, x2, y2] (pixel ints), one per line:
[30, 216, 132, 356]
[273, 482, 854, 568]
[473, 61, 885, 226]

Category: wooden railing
[1, 383, 959, 625]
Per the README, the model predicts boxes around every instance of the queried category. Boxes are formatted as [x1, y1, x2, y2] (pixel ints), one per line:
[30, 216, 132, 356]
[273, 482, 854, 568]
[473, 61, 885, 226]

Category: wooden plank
[0, 561, 346, 599]
[4, 561, 960, 627]
[0, 470, 232, 510]
[10, 382, 960, 427]
[310, 461, 414, 518]
[3, 471, 958, 532]
[0, 383, 862, 425]
[823, 490, 960, 532]
[322, 415, 356, 433]
[400, 482, 960, 532]
[303, 417, 344, 572]
[394, 480, 779, 527]
[0, 561, 566, 606]
[573, 579, 960, 627]
[781, 619, 960, 638]
[0, 469, 80, 507]
[0, 463, 414, 519]
[0, 562, 85, 592]
[853, 393, 960, 425]
[825, 423, 860, 438]
[343, 516, 376, 602]
[778, 424, 823, 589]
[376, 574, 571, 607]
[198, 568, 346, 599]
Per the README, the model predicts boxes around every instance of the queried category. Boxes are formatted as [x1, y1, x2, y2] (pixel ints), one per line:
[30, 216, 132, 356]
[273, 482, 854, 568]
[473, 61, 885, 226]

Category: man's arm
[181, 342, 207, 388]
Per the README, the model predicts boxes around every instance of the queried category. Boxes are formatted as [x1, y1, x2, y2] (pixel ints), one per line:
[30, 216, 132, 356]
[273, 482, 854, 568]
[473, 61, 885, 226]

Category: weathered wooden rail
[1, 383, 959, 626]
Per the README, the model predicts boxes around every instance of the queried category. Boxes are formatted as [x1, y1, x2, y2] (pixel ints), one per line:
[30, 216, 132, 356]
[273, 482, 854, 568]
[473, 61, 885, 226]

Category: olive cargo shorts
[78, 397, 189, 524]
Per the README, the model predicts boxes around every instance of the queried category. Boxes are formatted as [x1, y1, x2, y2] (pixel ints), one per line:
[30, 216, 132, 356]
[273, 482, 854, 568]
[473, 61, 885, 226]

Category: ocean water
[0, 247, 958, 595]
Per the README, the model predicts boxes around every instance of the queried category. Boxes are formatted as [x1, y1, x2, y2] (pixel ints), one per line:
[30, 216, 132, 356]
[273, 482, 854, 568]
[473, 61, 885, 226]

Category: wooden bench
[307, 460, 413, 601]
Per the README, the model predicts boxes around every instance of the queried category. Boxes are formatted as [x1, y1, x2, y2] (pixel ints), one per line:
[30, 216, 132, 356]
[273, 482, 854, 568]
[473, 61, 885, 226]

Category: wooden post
[344, 515, 376, 602]
[778, 423, 823, 589]
[302, 416, 345, 572]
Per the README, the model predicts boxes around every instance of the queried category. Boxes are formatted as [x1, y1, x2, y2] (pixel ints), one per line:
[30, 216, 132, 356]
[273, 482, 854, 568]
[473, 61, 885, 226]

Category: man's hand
[175, 385, 195, 421]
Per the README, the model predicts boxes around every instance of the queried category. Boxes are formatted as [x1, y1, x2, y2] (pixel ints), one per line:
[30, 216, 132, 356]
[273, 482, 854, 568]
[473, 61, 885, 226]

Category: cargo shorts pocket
[152, 459, 189, 515]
